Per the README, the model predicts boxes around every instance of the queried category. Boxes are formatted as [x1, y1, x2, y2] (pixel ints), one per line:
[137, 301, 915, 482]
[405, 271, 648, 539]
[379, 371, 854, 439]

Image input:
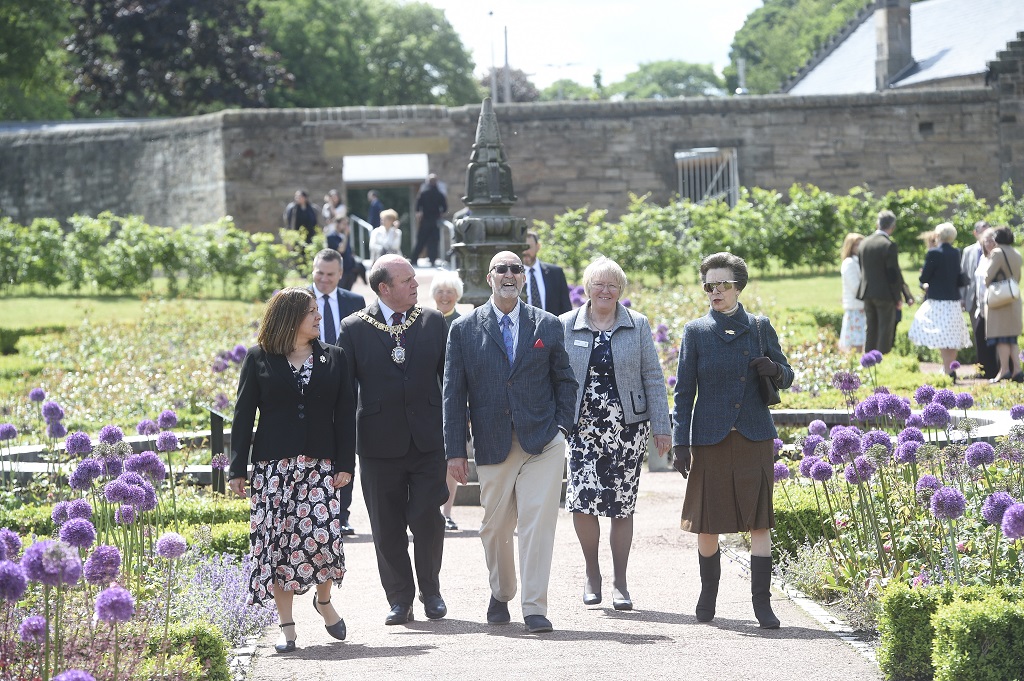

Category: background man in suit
[522, 231, 572, 316]
[367, 190, 383, 228]
[411, 174, 448, 266]
[960, 220, 998, 378]
[857, 210, 913, 354]
[444, 251, 577, 634]
[311, 248, 366, 535]
[337, 255, 449, 626]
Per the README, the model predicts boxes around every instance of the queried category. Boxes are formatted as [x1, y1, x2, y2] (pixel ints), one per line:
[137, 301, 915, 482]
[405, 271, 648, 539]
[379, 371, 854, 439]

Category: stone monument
[452, 98, 528, 304]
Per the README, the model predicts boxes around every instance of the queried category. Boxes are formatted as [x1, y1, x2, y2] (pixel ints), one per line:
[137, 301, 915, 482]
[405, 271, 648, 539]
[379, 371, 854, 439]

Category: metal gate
[674, 147, 739, 206]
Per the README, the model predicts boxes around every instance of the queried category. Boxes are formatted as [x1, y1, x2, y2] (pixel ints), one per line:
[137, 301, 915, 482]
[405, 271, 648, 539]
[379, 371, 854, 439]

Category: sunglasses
[491, 264, 525, 274]
[702, 281, 738, 293]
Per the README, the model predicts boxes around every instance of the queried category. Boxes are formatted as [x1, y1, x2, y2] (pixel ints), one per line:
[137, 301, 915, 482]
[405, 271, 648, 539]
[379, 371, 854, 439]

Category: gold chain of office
[355, 306, 422, 364]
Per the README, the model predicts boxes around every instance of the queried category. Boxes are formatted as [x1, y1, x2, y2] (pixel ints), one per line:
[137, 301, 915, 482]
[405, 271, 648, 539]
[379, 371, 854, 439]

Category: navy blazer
[229, 341, 356, 480]
[919, 243, 962, 301]
[443, 302, 578, 465]
[310, 286, 366, 328]
[539, 261, 573, 316]
[672, 305, 794, 449]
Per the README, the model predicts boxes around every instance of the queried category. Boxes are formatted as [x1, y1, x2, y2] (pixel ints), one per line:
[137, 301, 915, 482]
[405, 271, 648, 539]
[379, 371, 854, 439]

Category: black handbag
[753, 315, 782, 406]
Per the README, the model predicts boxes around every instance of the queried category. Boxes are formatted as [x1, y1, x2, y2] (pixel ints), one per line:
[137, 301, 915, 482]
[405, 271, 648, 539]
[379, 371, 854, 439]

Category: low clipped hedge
[932, 596, 1024, 681]
[164, 621, 230, 681]
[183, 521, 249, 558]
[772, 481, 834, 560]
[877, 583, 1024, 681]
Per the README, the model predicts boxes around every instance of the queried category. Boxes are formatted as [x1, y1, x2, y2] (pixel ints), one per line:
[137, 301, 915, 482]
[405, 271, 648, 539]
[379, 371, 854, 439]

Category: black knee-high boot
[695, 549, 721, 622]
[750, 555, 780, 629]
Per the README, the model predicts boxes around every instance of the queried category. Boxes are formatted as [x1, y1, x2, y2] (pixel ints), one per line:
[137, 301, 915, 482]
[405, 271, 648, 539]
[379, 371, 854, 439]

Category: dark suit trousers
[411, 220, 440, 263]
[863, 297, 898, 354]
[359, 443, 447, 606]
[973, 314, 1000, 379]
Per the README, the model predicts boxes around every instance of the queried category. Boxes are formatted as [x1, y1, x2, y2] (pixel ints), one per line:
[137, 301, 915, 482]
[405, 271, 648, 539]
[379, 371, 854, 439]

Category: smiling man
[442, 250, 577, 634]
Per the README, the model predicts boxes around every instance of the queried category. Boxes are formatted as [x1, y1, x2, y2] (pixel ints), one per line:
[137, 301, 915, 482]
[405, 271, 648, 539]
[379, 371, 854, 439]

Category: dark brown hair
[256, 287, 315, 356]
[699, 252, 748, 291]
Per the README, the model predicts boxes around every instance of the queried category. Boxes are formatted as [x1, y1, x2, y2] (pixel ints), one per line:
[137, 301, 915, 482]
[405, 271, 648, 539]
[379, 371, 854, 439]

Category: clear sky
[422, 0, 764, 90]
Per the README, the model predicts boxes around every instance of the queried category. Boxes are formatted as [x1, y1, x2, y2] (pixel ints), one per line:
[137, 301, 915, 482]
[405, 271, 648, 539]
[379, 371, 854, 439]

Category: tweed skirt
[680, 430, 775, 534]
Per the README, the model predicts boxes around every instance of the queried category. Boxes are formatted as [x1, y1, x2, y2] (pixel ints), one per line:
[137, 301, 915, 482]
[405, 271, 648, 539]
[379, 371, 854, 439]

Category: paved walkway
[245, 472, 882, 681]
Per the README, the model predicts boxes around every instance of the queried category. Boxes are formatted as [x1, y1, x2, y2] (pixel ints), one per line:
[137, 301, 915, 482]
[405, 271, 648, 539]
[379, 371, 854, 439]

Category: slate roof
[785, 0, 1024, 95]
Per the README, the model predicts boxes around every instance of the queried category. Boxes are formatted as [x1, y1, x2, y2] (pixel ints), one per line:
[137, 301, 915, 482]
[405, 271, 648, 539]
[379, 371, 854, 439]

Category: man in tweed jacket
[443, 250, 577, 634]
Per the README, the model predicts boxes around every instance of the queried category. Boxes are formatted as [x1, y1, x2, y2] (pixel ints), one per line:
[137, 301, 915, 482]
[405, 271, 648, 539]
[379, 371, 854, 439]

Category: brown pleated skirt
[680, 430, 775, 534]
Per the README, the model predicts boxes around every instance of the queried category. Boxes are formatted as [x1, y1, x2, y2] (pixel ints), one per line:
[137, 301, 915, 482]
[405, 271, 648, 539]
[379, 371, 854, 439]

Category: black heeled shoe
[582, 578, 601, 605]
[313, 593, 347, 641]
[274, 622, 296, 653]
[1013, 372, 1024, 384]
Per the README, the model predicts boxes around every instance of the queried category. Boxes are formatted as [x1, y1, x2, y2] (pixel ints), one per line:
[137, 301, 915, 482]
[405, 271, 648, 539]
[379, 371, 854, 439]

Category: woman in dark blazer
[561, 257, 670, 611]
[907, 222, 972, 382]
[672, 252, 794, 629]
[229, 287, 356, 652]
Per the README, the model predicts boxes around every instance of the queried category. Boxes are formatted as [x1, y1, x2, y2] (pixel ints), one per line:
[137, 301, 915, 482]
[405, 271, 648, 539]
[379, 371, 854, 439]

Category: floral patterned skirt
[247, 456, 346, 605]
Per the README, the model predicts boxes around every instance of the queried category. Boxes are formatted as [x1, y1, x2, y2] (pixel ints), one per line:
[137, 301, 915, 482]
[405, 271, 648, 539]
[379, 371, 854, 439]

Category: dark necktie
[322, 294, 337, 345]
[391, 312, 406, 347]
[501, 314, 514, 366]
[529, 267, 542, 309]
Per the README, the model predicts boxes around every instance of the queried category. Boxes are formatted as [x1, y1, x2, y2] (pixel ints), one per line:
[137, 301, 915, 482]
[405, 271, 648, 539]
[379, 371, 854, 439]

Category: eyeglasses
[702, 281, 738, 293]
[491, 264, 525, 274]
[591, 282, 621, 292]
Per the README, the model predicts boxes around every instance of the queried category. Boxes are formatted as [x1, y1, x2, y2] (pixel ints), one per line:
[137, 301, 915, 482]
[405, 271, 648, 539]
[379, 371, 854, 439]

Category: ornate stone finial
[464, 97, 516, 206]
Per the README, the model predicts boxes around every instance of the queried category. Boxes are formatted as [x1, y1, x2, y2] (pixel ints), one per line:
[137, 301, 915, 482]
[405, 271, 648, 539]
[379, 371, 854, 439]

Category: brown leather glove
[673, 445, 690, 479]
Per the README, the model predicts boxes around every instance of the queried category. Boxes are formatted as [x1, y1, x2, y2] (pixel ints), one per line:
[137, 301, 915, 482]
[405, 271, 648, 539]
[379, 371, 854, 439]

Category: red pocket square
[533, 338, 544, 349]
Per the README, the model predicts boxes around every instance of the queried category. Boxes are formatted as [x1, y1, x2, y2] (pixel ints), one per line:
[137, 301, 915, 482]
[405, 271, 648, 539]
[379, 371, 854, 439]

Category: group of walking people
[228, 246, 793, 652]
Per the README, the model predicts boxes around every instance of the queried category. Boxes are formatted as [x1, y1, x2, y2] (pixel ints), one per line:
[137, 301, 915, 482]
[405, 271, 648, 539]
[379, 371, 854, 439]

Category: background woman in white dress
[839, 233, 865, 353]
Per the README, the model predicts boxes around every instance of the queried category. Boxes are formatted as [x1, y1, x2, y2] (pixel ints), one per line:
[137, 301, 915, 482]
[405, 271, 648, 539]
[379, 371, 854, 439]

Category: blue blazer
[671, 304, 794, 448]
[443, 302, 578, 465]
[919, 243, 962, 301]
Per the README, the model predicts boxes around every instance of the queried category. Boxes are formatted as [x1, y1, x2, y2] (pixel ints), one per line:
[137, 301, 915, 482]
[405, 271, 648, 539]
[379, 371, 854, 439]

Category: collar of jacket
[708, 303, 751, 343]
[571, 301, 634, 332]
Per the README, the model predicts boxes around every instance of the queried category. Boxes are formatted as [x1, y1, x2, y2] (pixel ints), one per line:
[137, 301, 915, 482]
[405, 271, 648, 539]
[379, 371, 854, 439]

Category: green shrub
[136, 646, 206, 681]
[0, 503, 56, 537]
[165, 620, 231, 681]
[173, 497, 249, 526]
[807, 308, 843, 334]
[772, 481, 833, 560]
[932, 596, 1024, 681]
[183, 521, 249, 558]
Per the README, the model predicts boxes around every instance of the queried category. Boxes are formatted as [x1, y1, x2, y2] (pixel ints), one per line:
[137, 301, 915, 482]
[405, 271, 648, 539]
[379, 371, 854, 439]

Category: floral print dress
[248, 356, 346, 605]
[566, 331, 650, 518]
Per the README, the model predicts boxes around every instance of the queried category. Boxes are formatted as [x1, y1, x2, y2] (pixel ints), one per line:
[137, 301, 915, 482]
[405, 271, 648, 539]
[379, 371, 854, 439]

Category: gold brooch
[725, 329, 735, 335]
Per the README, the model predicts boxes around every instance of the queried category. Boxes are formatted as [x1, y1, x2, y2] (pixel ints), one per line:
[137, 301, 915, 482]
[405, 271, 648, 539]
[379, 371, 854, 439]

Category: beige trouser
[476, 430, 565, 617]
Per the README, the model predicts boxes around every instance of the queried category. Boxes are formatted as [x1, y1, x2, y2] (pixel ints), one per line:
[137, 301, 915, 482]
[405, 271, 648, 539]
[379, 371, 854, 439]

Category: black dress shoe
[313, 594, 347, 640]
[274, 622, 297, 653]
[419, 593, 448, 620]
[340, 524, 356, 536]
[583, 588, 601, 606]
[612, 597, 633, 611]
[486, 596, 510, 625]
[385, 603, 413, 625]
[524, 614, 553, 633]
[1013, 372, 1024, 384]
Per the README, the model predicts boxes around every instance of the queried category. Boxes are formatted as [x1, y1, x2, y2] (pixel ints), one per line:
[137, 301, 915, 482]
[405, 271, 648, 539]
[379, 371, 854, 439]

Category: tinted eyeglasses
[491, 264, 525, 274]
[702, 281, 738, 293]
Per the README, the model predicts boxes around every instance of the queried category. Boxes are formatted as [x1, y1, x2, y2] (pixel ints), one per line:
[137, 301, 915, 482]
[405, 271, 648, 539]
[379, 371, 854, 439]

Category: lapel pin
[725, 329, 735, 335]
[320, 355, 327, 363]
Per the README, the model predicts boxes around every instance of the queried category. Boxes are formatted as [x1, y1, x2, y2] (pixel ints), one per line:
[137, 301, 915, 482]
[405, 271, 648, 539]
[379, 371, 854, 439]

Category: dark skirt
[680, 430, 775, 534]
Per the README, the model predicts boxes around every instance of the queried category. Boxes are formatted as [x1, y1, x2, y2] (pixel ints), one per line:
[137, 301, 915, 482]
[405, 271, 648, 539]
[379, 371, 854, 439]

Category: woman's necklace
[589, 310, 615, 331]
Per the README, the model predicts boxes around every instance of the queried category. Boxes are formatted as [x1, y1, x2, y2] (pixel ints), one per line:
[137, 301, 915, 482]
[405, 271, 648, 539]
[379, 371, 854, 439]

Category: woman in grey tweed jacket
[671, 252, 793, 629]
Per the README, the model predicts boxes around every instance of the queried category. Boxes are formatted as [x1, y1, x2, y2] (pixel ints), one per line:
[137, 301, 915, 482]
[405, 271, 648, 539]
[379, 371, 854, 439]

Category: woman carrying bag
[983, 226, 1023, 382]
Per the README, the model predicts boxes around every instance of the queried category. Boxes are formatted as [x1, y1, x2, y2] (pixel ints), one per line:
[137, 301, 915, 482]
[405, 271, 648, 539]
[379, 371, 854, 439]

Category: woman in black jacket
[229, 287, 356, 652]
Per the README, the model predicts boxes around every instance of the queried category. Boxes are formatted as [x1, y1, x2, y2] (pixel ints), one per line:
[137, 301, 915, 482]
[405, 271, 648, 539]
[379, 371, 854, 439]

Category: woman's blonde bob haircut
[429, 269, 464, 300]
[582, 257, 628, 298]
[934, 222, 957, 244]
[840, 232, 864, 261]
[257, 287, 316, 356]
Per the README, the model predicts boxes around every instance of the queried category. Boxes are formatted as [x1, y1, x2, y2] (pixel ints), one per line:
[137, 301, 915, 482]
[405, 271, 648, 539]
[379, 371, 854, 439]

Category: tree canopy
[478, 66, 540, 103]
[0, 0, 73, 120]
[607, 61, 725, 99]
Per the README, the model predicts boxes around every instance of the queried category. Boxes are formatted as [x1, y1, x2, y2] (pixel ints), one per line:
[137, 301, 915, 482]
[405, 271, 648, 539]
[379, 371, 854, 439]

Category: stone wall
[1, 84, 1019, 233]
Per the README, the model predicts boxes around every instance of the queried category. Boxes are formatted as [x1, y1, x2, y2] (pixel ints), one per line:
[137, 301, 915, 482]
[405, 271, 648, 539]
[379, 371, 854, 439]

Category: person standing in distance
[367, 190, 384, 228]
[443, 251, 578, 634]
[857, 209, 913, 354]
[410, 174, 448, 266]
[522, 231, 573, 316]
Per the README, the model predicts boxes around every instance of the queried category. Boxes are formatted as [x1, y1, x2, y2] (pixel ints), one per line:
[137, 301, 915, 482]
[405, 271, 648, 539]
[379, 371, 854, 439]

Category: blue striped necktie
[500, 314, 514, 366]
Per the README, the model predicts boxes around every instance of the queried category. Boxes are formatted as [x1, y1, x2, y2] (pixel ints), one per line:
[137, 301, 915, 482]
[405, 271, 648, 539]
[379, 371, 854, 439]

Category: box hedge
[932, 596, 1024, 681]
[772, 481, 834, 560]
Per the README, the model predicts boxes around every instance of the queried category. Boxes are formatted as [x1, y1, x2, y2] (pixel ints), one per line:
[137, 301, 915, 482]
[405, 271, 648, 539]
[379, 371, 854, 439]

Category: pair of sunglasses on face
[702, 280, 738, 293]
[491, 264, 525, 274]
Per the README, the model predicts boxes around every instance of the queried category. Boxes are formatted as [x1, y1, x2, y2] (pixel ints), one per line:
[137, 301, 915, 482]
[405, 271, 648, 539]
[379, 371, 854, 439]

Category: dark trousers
[973, 313, 1000, 379]
[410, 220, 440, 263]
[863, 297, 898, 354]
[340, 261, 366, 291]
[359, 443, 447, 606]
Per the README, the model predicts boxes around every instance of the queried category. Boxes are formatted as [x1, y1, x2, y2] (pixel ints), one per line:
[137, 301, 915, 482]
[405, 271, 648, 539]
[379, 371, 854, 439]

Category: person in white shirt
[369, 209, 403, 264]
[839, 232, 865, 353]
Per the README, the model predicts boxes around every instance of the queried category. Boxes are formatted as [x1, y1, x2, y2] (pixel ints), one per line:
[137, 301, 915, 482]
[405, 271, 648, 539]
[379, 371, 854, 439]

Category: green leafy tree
[479, 66, 540, 103]
[0, 0, 73, 120]
[539, 79, 602, 101]
[532, 207, 606, 283]
[607, 61, 724, 100]
[593, 194, 688, 283]
[65, 0, 289, 117]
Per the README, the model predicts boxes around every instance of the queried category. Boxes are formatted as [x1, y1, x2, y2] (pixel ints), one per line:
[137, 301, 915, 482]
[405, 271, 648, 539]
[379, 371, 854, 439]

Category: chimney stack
[875, 0, 913, 91]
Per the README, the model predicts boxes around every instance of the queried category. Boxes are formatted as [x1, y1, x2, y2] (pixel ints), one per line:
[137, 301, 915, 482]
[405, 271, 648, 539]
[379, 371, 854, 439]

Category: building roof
[786, 0, 1024, 95]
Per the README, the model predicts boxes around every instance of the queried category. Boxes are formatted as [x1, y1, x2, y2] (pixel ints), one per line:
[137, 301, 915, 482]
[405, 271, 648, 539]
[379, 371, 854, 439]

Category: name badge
[574, 339, 590, 347]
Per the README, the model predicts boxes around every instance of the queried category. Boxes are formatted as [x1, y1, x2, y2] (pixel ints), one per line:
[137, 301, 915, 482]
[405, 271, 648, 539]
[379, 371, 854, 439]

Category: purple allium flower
[802, 434, 824, 457]
[103, 455, 123, 478]
[895, 441, 922, 464]
[922, 403, 950, 428]
[621, 298, 631, 308]
[40, 400, 64, 423]
[877, 393, 903, 417]
[930, 486, 967, 520]
[810, 460, 834, 481]
[932, 389, 956, 409]
[156, 431, 178, 452]
[0, 528, 22, 559]
[21, 540, 81, 587]
[136, 482, 157, 512]
[965, 442, 996, 468]
[157, 410, 178, 430]
[773, 462, 790, 482]
[898, 427, 925, 445]
[211, 360, 229, 373]
[955, 393, 974, 410]
[136, 419, 159, 436]
[115, 506, 136, 525]
[155, 532, 188, 559]
[211, 453, 229, 470]
[117, 471, 145, 488]
[891, 398, 912, 421]
[103, 480, 129, 504]
[95, 585, 135, 623]
[67, 498, 92, 521]
[983, 492, 1016, 526]
[799, 455, 821, 478]
[914, 384, 936, 406]
[125, 451, 166, 482]
[1001, 503, 1024, 540]
[53, 671, 96, 681]
[831, 370, 861, 393]
[59, 519, 96, 550]
[868, 349, 883, 364]
[844, 455, 877, 483]
[907, 414, 925, 428]
[0, 423, 16, 440]
[773, 438, 784, 454]
[854, 395, 880, 421]
[98, 425, 124, 444]
[654, 325, 669, 344]
[916, 474, 941, 498]
[69, 458, 103, 491]
[18, 615, 46, 643]
[84, 545, 121, 585]
[829, 428, 862, 463]
[667, 376, 677, 388]
[860, 352, 878, 368]
[808, 420, 827, 437]
[0, 560, 27, 602]
[949, 361, 961, 371]
[1011, 405, 1024, 420]
[213, 393, 230, 411]
[861, 430, 893, 457]
[64, 431, 92, 456]
[231, 344, 248, 362]
[47, 421, 67, 439]
[28, 388, 45, 402]
[51, 501, 70, 527]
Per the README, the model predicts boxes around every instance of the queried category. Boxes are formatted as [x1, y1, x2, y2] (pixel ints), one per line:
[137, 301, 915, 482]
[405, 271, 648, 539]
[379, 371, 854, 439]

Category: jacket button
[297, 404, 304, 410]
[505, 409, 510, 415]
[734, 403, 741, 409]
[298, 413, 305, 420]
[740, 377, 745, 382]
[743, 350, 749, 356]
